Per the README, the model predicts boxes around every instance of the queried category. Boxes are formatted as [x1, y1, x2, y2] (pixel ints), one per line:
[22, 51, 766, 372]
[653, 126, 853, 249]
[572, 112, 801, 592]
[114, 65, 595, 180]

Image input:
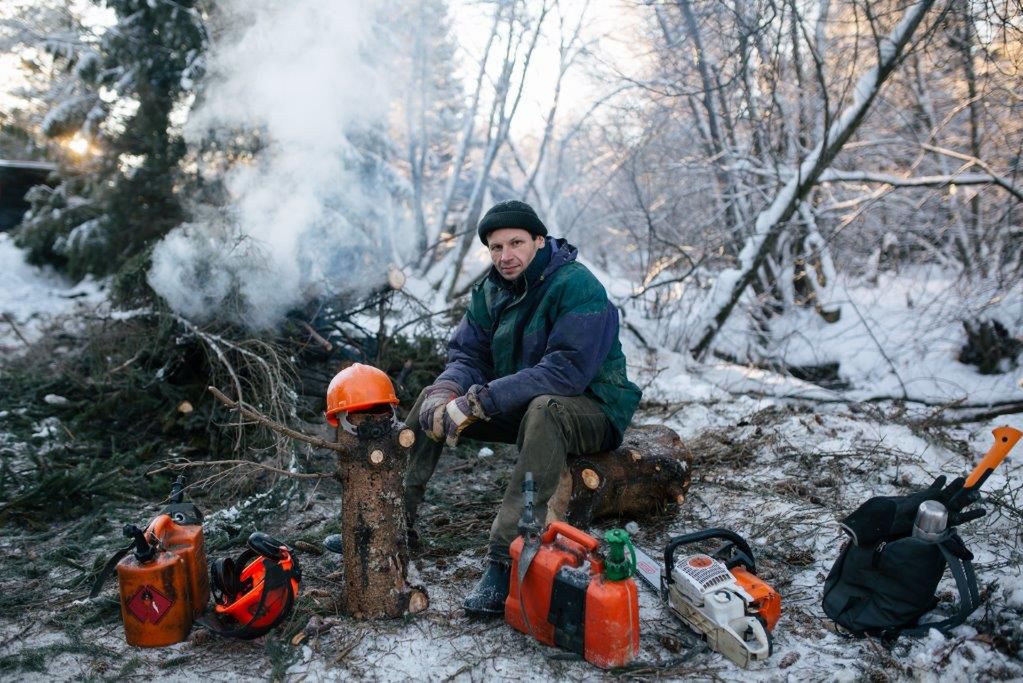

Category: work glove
[444, 385, 489, 447]
[940, 476, 986, 527]
[417, 380, 461, 442]
[840, 475, 985, 547]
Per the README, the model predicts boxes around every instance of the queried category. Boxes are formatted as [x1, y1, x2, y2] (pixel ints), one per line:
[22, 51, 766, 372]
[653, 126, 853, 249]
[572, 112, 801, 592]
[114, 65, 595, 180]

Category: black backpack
[822, 530, 980, 638]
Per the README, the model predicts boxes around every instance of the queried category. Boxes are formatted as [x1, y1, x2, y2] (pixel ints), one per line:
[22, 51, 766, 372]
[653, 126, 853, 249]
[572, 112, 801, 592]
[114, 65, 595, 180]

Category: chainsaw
[633, 528, 780, 668]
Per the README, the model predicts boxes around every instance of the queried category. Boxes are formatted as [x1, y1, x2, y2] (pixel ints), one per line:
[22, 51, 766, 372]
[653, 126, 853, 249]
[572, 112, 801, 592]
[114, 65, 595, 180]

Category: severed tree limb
[297, 320, 333, 351]
[150, 459, 334, 480]
[548, 424, 692, 527]
[207, 385, 346, 454]
[920, 403, 1023, 427]
[690, 0, 938, 359]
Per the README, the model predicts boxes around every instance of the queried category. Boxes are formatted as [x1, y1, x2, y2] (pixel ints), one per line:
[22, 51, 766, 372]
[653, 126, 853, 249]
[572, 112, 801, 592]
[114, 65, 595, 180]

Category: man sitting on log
[404, 199, 642, 615]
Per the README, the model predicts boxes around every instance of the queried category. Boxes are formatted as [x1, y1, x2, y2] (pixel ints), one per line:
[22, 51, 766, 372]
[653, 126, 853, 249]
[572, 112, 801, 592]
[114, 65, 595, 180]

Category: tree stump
[547, 424, 692, 527]
[335, 412, 428, 618]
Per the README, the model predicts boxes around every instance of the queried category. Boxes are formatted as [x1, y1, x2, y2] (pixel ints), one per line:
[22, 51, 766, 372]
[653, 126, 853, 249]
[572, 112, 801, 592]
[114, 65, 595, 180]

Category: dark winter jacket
[436, 238, 642, 447]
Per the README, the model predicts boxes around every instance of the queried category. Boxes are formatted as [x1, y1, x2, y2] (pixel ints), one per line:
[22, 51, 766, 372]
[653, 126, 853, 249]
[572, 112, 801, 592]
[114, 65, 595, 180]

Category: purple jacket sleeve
[476, 299, 618, 417]
[435, 314, 494, 393]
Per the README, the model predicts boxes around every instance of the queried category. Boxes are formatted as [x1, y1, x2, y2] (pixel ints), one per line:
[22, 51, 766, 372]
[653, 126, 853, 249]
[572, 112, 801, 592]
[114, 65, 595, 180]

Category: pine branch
[149, 459, 333, 480]
[207, 385, 345, 454]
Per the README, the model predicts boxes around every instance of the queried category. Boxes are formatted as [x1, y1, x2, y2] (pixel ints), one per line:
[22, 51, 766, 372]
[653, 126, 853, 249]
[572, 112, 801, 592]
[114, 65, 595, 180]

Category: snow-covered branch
[819, 168, 1022, 195]
[689, 0, 938, 360]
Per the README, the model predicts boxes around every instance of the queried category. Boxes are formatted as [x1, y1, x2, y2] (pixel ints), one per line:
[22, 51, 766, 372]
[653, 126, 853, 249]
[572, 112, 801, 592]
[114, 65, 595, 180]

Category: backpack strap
[894, 533, 981, 638]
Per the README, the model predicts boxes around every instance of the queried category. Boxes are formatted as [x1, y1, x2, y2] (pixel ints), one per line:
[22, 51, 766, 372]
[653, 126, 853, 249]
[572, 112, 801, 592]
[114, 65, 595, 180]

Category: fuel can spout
[169, 475, 186, 504]
[123, 524, 157, 563]
[603, 529, 636, 581]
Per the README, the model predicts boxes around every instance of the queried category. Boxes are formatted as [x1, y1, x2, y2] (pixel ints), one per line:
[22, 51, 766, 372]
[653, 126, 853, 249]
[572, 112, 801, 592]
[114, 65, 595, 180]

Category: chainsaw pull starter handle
[663, 528, 757, 583]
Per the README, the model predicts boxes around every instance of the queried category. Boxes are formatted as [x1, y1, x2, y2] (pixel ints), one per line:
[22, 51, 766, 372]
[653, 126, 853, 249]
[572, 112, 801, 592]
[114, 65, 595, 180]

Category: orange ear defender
[202, 532, 301, 639]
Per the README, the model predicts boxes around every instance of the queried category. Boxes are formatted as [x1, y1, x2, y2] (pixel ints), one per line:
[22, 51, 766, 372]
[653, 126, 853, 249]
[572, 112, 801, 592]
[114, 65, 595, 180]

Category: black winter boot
[463, 561, 510, 615]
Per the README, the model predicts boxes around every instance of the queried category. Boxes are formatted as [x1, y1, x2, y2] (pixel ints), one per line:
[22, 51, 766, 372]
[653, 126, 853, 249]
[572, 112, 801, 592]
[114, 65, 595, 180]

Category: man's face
[487, 228, 545, 280]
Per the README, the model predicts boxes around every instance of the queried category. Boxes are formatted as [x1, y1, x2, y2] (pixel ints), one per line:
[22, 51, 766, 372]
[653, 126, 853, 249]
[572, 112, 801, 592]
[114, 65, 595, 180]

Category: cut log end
[369, 449, 385, 465]
[398, 429, 415, 449]
[407, 590, 429, 614]
[387, 264, 407, 290]
[551, 424, 694, 528]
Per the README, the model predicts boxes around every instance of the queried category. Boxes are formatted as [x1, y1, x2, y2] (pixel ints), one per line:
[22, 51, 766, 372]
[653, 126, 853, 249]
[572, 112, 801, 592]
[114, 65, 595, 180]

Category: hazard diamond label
[126, 585, 173, 624]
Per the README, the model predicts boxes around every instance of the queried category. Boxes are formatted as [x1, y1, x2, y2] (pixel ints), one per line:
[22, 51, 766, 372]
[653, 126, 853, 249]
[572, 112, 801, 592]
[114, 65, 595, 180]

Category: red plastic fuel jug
[117, 523, 194, 647]
[113, 477, 209, 647]
[506, 522, 640, 669]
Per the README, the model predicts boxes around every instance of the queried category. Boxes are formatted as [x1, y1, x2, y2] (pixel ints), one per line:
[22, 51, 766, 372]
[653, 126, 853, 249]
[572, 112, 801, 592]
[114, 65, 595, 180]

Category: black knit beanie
[477, 200, 548, 245]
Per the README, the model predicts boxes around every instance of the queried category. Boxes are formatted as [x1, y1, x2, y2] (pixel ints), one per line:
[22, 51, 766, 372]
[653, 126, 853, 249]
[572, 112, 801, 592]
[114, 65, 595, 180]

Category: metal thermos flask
[912, 500, 948, 541]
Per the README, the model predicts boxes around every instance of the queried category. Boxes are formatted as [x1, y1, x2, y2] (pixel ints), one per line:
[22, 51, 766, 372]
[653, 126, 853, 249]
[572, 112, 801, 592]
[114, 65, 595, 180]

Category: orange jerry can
[113, 476, 209, 647]
[145, 513, 209, 618]
[117, 524, 194, 647]
[506, 522, 640, 669]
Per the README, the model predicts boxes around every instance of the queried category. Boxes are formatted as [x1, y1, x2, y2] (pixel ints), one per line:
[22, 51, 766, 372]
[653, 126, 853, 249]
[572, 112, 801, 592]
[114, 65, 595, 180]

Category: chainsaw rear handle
[663, 528, 757, 582]
[543, 522, 600, 553]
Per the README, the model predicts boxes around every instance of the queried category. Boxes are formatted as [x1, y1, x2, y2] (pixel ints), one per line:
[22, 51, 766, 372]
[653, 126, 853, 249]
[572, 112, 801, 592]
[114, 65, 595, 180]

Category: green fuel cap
[604, 529, 636, 581]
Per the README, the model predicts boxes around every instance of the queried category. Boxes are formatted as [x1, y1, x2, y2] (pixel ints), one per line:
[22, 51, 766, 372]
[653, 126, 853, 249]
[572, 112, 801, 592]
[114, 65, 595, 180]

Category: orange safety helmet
[206, 532, 301, 640]
[325, 363, 399, 428]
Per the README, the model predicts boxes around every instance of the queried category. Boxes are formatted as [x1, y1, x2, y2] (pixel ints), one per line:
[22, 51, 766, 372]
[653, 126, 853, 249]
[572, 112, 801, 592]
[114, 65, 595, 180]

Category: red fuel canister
[111, 476, 209, 647]
[506, 522, 640, 669]
[117, 524, 193, 647]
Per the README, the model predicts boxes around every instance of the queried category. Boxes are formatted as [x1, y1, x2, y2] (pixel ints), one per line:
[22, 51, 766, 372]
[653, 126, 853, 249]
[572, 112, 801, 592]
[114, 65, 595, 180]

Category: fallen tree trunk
[335, 413, 428, 619]
[547, 424, 692, 527]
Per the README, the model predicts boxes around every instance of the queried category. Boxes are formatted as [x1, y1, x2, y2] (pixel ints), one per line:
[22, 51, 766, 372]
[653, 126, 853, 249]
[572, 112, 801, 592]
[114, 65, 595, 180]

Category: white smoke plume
[149, 0, 410, 330]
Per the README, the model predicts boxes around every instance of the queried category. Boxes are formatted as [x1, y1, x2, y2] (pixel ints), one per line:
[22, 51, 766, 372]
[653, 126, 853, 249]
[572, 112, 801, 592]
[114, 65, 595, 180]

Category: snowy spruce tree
[16, 0, 205, 288]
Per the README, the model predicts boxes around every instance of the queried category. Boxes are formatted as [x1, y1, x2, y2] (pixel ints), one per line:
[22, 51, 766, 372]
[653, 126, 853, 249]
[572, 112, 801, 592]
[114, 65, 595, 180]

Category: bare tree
[690, 0, 938, 358]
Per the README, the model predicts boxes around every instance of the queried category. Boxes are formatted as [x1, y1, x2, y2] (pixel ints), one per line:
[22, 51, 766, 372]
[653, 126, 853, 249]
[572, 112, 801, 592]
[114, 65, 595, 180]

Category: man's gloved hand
[444, 385, 489, 447]
[841, 475, 986, 546]
[417, 380, 462, 442]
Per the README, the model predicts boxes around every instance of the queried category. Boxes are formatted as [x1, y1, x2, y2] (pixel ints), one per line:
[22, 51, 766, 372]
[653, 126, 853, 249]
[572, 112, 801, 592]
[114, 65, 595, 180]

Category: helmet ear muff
[211, 557, 239, 604]
[211, 548, 260, 604]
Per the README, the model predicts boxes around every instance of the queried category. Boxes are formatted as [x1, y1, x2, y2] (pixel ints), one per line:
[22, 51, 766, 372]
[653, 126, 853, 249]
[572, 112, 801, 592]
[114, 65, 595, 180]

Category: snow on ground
[0, 233, 105, 354]
[704, 267, 1023, 406]
[3, 401, 1020, 681]
[1, 246, 1022, 679]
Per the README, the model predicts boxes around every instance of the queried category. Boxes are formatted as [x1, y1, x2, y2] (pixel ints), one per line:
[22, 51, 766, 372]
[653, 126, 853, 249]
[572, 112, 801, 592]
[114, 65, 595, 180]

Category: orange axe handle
[964, 425, 1023, 490]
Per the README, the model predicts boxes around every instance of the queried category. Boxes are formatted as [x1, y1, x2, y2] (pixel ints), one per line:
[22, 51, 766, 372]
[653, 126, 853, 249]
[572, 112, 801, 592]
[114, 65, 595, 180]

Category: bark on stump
[547, 424, 692, 527]
[336, 413, 428, 618]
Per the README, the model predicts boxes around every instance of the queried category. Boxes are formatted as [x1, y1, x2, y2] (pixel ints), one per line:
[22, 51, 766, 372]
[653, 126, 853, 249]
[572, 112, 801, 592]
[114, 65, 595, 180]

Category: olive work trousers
[403, 389, 612, 563]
